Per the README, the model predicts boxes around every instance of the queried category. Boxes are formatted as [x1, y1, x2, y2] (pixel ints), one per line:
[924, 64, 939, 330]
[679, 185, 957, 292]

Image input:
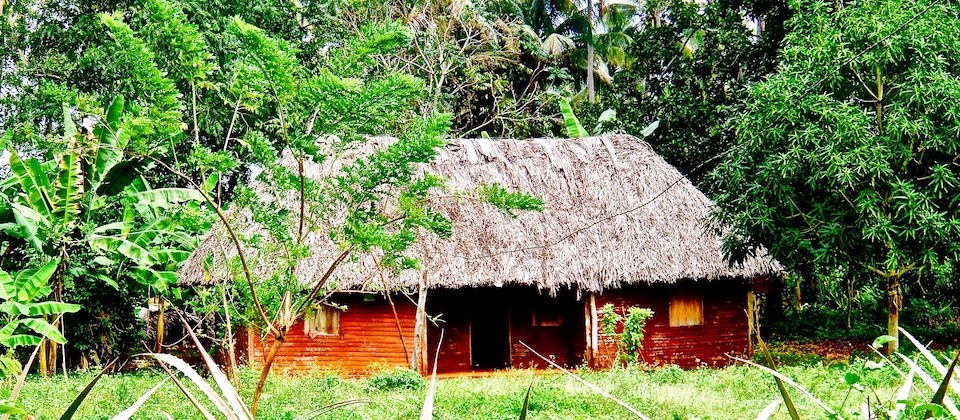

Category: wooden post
[746, 290, 756, 357]
[412, 273, 429, 374]
[589, 292, 598, 369]
[584, 294, 592, 367]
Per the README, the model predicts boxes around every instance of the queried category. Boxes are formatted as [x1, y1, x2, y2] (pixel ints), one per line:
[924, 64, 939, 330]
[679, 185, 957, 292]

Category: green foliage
[0, 260, 81, 348]
[600, 303, 619, 338]
[602, 0, 789, 186]
[367, 367, 426, 392]
[599, 303, 654, 365]
[710, 0, 960, 350]
[476, 184, 545, 217]
[711, 0, 960, 274]
[559, 97, 589, 138]
[743, 330, 960, 419]
[0, 99, 211, 366]
[557, 96, 651, 139]
[621, 307, 654, 365]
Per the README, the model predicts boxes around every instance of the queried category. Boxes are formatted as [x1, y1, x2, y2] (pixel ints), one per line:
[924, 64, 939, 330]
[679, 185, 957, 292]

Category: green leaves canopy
[710, 0, 960, 278]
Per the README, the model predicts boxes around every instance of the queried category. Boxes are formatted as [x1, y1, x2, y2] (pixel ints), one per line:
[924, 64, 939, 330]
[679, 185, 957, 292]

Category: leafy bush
[773, 303, 883, 341]
[366, 367, 425, 392]
[599, 303, 654, 365]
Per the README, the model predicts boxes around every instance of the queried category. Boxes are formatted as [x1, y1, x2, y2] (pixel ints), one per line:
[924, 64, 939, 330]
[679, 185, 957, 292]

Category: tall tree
[602, 0, 790, 187]
[710, 0, 960, 352]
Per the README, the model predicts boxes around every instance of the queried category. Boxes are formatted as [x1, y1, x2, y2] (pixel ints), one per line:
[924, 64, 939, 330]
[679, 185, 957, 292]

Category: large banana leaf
[20, 318, 68, 344]
[96, 160, 151, 197]
[10, 203, 48, 252]
[0, 331, 43, 348]
[559, 98, 588, 138]
[152, 250, 192, 265]
[130, 188, 205, 216]
[0, 317, 71, 347]
[13, 259, 58, 302]
[52, 151, 84, 231]
[88, 235, 155, 266]
[127, 217, 172, 249]
[130, 268, 178, 291]
[92, 221, 134, 235]
[0, 271, 14, 303]
[9, 152, 55, 217]
[0, 301, 80, 317]
[0, 260, 57, 302]
[90, 96, 126, 194]
[60, 104, 77, 144]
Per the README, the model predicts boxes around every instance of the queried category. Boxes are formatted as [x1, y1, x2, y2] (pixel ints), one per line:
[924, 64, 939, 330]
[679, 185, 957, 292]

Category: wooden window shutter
[669, 289, 704, 327]
[305, 304, 340, 337]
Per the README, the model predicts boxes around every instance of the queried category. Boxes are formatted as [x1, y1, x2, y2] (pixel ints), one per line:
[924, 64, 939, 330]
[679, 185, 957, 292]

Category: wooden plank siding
[240, 295, 417, 375]
[592, 281, 751, 368]
[235, 281, 751, 375]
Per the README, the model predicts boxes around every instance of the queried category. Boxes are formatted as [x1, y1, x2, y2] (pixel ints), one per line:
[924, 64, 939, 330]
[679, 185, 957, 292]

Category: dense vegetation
[0, 0, 959, 417]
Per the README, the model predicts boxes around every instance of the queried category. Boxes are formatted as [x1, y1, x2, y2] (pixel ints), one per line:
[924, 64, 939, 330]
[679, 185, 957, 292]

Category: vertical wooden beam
[413, 273, 429, 374]
[746, 290, 756, 357]
[584, 294, 593, 367]
[589, 292, 599, 369]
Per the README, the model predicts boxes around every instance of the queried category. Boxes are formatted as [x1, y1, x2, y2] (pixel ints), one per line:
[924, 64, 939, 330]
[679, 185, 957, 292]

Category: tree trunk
[222, 287, 240, 388]
[586, 0, 595, 104]
[886, 276, 902, 355]
[251, 331, 286, 415]
[412, 277, 428, 373]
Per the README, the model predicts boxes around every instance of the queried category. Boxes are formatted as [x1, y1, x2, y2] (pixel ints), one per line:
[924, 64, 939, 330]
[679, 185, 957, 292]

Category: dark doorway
[470, 300, 510, 369]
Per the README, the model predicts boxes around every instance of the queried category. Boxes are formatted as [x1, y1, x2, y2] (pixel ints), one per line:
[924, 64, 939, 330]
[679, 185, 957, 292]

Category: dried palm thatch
[178, 134, 780, 293]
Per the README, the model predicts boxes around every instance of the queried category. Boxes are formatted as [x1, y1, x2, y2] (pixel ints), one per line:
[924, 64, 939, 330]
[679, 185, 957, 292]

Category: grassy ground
[0, 358, 917, 420]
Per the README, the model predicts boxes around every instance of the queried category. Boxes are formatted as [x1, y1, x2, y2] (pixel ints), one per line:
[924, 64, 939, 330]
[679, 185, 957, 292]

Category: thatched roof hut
[178, 134, 780, 293]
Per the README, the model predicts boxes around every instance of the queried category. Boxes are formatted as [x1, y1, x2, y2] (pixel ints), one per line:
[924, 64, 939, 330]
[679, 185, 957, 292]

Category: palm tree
[506, 0, 640, 102]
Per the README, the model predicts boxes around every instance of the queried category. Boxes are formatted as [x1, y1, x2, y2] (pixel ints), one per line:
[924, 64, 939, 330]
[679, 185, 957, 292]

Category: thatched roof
[179, 134, 781, 293]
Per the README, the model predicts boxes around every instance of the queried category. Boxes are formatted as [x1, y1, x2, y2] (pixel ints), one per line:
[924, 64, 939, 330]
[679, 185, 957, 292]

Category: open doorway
[470, 300, 510, 369]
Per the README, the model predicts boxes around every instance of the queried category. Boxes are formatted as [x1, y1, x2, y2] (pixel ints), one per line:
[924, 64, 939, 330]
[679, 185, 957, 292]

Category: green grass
[0, 361, 908, 419]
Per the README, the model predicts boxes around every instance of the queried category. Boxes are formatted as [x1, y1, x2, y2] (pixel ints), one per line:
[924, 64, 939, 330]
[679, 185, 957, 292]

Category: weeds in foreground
[742, 328, 959, 420]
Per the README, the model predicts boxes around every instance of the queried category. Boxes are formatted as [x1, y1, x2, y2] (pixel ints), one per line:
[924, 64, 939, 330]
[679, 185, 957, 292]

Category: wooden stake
[589, 293, 598, 368]
[746, 290, 756, 357]
[413, 273, 429, 374]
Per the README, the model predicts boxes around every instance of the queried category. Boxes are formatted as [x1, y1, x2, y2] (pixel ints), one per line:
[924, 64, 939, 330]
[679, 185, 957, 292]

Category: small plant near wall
[600, 304, 654, 365]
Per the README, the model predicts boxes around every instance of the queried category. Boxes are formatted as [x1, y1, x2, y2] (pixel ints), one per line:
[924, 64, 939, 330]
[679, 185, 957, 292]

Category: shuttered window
[304, 304, 340, 337]
[669, 289, 703, 327]
[531, 304, 563, 327]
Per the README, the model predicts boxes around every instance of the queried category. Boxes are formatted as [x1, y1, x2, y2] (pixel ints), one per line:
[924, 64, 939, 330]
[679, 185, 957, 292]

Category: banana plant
[1, 96, 207, 292]
[0, 259, 80, 349]
[558, 96, 658, 139]
[0, 97, 211, 374]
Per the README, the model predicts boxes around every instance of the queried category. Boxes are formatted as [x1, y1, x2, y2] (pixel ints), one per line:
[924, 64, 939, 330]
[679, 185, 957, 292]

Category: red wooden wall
[241, 295, 417, 375]
[427, 287, 585, 373]
[236, 281, 751, 375]
[593, 281, 750, 368]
